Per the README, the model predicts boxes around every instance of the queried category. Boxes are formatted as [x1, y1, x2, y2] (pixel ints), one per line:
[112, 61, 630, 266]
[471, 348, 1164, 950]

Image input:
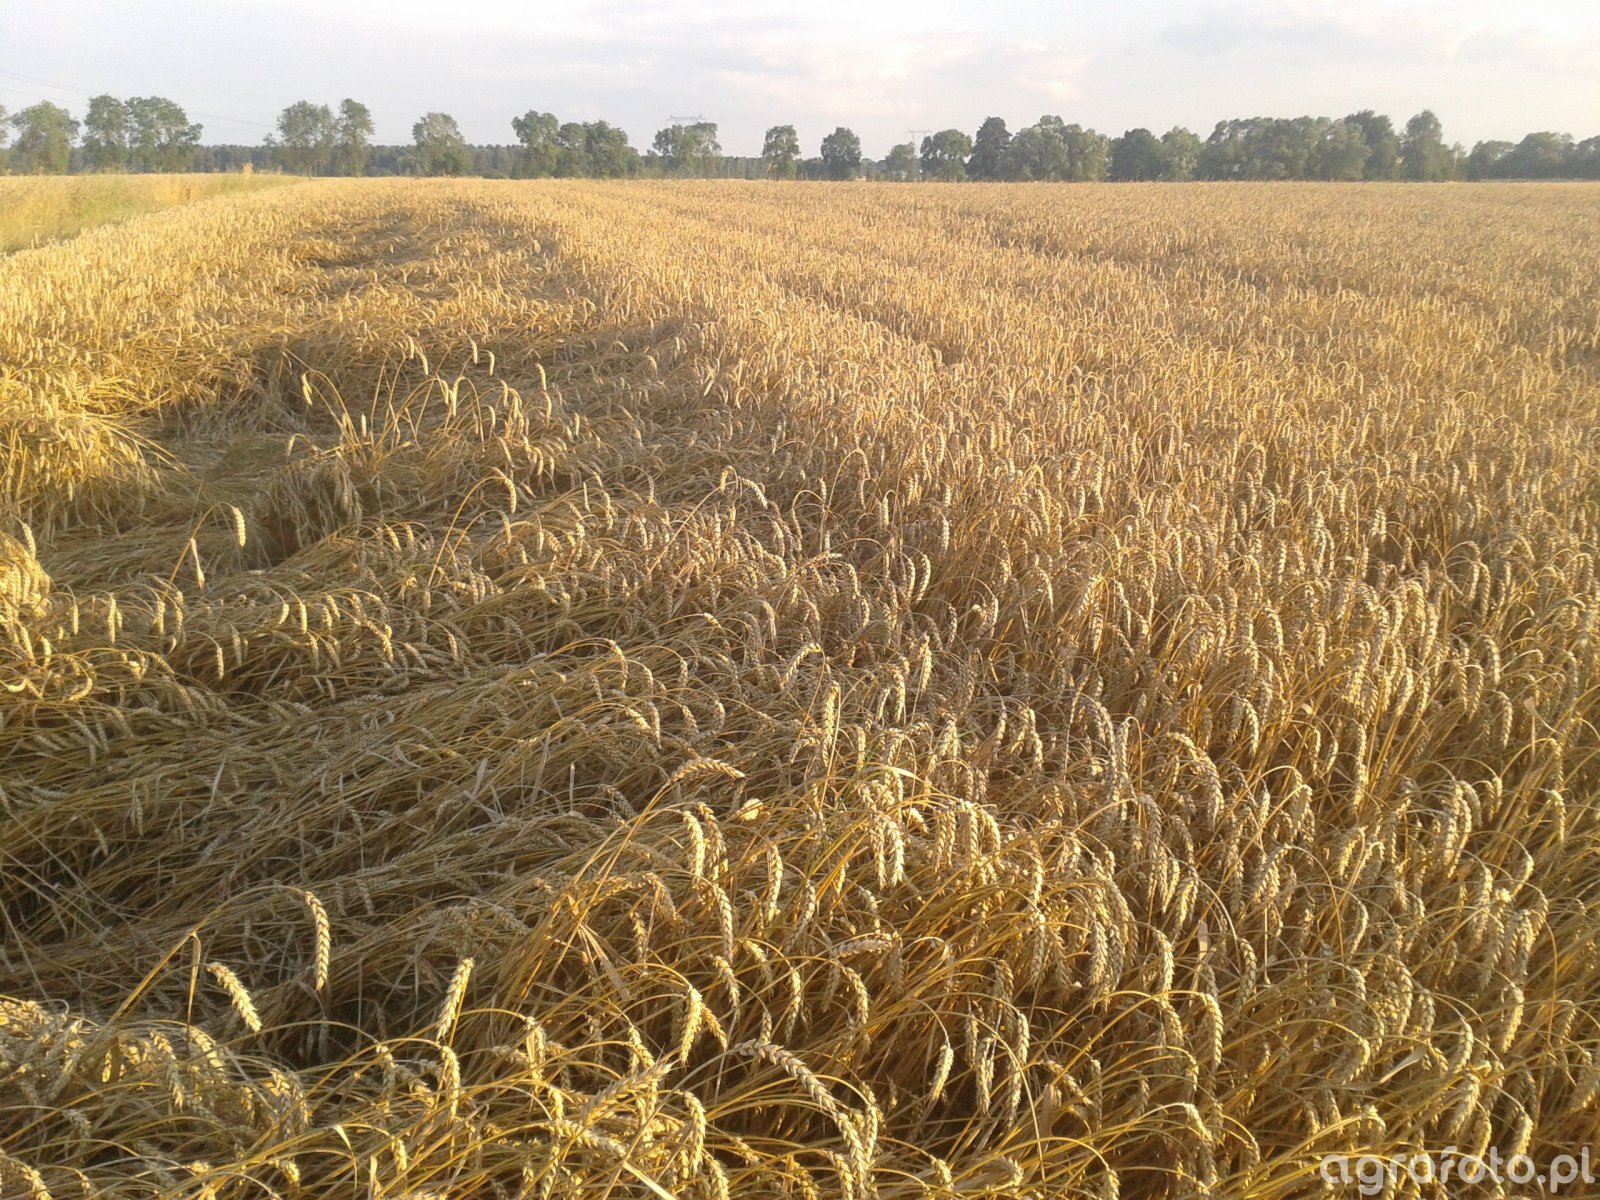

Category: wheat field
[2, 178, 1599, 1198]
[0, 174, 291, 254]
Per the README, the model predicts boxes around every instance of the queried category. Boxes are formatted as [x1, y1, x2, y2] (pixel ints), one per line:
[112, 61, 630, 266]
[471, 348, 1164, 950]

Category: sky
[4, 0, 1598, 156]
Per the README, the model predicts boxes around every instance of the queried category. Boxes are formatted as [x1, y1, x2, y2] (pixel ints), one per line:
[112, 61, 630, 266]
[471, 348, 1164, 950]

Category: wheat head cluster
[1, 178, 1598, 1198]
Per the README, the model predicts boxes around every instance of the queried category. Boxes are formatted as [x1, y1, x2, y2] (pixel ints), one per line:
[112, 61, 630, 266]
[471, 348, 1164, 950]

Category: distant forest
[4, 94, 1599, 181]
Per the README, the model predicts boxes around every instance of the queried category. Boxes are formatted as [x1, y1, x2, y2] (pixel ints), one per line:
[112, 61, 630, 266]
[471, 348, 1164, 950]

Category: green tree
[1198, 117, 1326, 180]
[1311, 119, 1369, 180]
[1003, 121, 1069, 180]
[512, 110, 561, 176]
[1197, 119, 1247, 178]
[127, 97, 201, 171]
[1502, 132, 1573, 178]
[882, 142, 917, 181]
[1401, 109, 1451, 181]
[650, 126, 676, 172]
[335, 100, 374, 176]
[412, 112, 469, 175]
[584, 121, 635, 178]
[1159, 126, 1202, 180]
[82, 95, 129, 171]
[1263, 117, 1323, 178]
[652, 122, 720, 176]
[1574, 137, 1600, 180]
[10, 102, 79, 174]
[968, 117, 1011, 181]
[1108, 127, 1164, 180]
[1345, 110, 1399, 179]
[272, 101, 336, 174]
[762, 124, 800, 179]
[919, 129, 972, 181]
[651, 126, 679, 172]
[687, 122, 720, 175]
[1067, 124, 1110, 180]
[555, 122, 591, 176]
[1049, 119, 1108, 180]
[819, 127, 861, 179]
[1465, 140, 1512, 180]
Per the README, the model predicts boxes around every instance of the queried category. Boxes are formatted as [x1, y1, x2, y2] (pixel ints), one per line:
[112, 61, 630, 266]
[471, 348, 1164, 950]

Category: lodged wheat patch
[1, 178, 1598, 1198]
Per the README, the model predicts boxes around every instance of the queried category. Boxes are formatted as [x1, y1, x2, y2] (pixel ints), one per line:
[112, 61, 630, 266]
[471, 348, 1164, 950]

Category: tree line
[0, 96, 202, 174]
[3, 95, 1598, 182]
[863, 112, 1600, 182]
[434, 110, 1600, 182]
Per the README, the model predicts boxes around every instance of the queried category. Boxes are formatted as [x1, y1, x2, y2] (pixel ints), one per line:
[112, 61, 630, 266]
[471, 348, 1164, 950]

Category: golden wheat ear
[1, 175, 1596, 1200]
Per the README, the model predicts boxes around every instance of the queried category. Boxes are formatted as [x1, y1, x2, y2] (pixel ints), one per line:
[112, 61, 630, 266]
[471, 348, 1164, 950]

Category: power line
[0, 68, 100, 97]
[0, 69, 275, 131]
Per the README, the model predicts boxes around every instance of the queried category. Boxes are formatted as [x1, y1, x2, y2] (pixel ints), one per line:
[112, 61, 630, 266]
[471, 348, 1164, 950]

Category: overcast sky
[4, 0, 1597, 156]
